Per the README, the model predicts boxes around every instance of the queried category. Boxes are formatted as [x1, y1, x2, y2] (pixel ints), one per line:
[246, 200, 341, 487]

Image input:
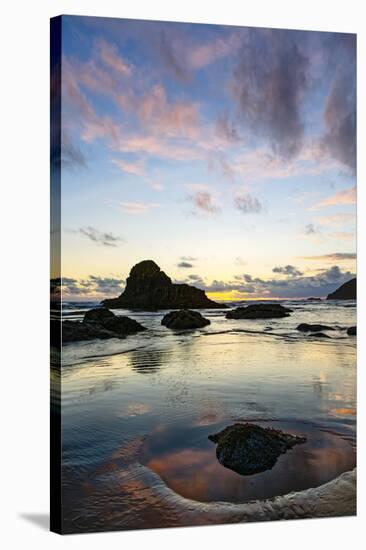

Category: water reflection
[60, 301, 356, 532]
[141, 421, 355, 504]
[128, 348, 165, 375]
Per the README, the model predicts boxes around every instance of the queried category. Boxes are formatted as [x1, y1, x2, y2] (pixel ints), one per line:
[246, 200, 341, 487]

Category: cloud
[272, 265, 303, 277]
[77, 227, 123, 247]
[233, 29, 309, 158]
[215, 112, 240, 143]
[188, 191, 221, 215]
[234, 194, 263, 214]
[316, 213, 355, 227]
[302, 253, 356, 261]
[321, 61, 356, 173]
[119, 201, 161, 214]
[96, 39, 132, 76]
[136, 84, 200, 139]
[187, 31, 243, 69]
[311, 185, 356, 209]
[174, 264, 355, 298]
[151, 181, 164, 191]
[112, 157, 145, 176]
[61, 132, 86, 169]
[63, 52, 204, 164]
[304, 223, 318, 235]
[158, 29, 242, 79]
[56, 275, 125, 297]
[328, 231, 354, 241]
[158, 29, 189, 81]
[180, 256, 197, 261]
[177, 261, 194, 269]
[234, 257, 247, 266]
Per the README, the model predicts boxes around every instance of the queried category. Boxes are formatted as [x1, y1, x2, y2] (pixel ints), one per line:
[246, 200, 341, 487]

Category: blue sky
[55, 16, 356, 300]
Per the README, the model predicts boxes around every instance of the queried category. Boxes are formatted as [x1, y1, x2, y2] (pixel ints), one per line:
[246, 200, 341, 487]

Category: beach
[59, 299, 356, 533]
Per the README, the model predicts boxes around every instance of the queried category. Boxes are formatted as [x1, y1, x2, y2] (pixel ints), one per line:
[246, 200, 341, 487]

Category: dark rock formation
[62, 307, 146, 343]
[297, 323, 335, 332]
[208, 423, 306, 476]
[226, 303, 292, 319]
[161, 309, 210, 330]
[327, 278, 356, 300]
[347, 326, 357, 336]
[308, 332, 331, 339]
[306, 297, 322, 301]
[102, 260, 223, 310]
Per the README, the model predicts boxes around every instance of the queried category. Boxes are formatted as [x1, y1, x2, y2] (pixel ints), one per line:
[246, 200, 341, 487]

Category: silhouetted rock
[306, 297, 322, 301]
[347, 326, 356, 336]
[226, 303, 292, 319]
[208, 423, 306, 476]
[297, 323, 335, 332]
[62, 307, 146, 342]
[102, 260, 223, 310]
[327, 278, 356, 300]
[161, 309, 210, 330]
[83, 307, 115, 324]
[308, 332, 331, 339]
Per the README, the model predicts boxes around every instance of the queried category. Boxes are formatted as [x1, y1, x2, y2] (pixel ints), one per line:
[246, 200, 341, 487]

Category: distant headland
[327, 278, 356, 300]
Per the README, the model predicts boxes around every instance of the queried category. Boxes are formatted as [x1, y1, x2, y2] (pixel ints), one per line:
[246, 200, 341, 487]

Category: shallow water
[59, 300, 356, 533]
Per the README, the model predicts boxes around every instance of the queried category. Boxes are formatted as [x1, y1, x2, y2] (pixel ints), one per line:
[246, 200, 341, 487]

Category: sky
[53, 15, 356, 301]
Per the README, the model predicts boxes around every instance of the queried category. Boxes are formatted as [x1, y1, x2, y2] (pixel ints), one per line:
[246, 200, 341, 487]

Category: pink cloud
[316, 213, 355, 227]
[119, 201, 161, 214]
[97, 39, 132, 76]
[188, 191, 220, 214]
[137, 84, 200, 139]
[187, 33, 242, 69]
[112, 157, 145, 176]
[312, 185, 356, 209]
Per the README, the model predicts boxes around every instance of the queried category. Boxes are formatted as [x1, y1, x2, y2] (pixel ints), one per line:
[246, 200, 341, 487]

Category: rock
[62, 308, 146, 343]
[161, 309, 210, 330]
[327, 278, 356, 300]
[226, 303, 292, 319]
[297, 323, 335, 332]
[208, 423, 306, 476]
[102, 260, 224, 310]
[83, 307, 115, 324]
[308, 332, 331, 339]
[306, 297, 322, 301]
[347, 326, 357, 336]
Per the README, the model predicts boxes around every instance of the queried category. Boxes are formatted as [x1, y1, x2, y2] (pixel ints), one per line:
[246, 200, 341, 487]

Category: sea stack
[326, 278, 356, 300]
[102, 260, 224, 310]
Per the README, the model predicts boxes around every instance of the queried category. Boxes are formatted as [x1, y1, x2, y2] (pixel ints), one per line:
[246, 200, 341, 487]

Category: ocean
[57, 299, 356, 533]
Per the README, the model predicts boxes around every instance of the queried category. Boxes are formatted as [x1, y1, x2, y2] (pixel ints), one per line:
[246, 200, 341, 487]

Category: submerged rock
[102, 260, 223, 310]
[347, 326, 357, 336]
[62, 307, 146, 343]
[327, 278, 356, 300]
[226, 303, 292, 319]
[209, 423, 306, 476]
[161, 309, 210, 330]
[297, 323, 335, 332]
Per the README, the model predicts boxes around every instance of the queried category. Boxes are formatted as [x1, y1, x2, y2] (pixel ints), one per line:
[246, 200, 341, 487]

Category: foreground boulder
[102, 260, 223, 310]
[226, 303, 292, 319]
[62, 307, 146, 343]
[297, 323, 335, 332]
[161, 309, 210, 330]
[347, 326, 357, 336]
[209, 423, 306, 476]
[327, 278, 356, 300]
